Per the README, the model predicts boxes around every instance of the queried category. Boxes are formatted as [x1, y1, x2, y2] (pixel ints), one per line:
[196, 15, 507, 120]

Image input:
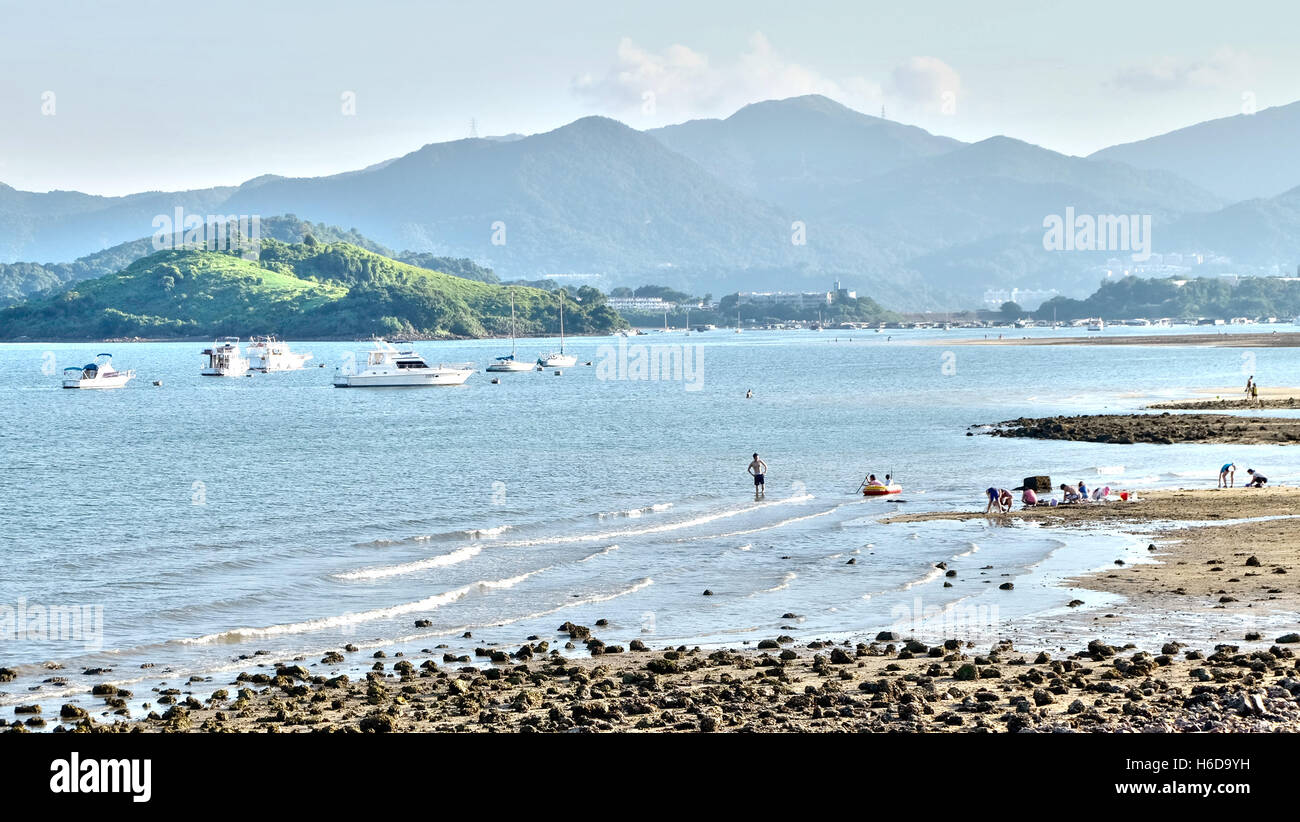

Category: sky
[0, 0, 1296, 195]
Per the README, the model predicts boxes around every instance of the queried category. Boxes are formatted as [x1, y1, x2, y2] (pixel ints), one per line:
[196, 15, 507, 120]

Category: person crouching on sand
[1219, 462, 1236, 488]
[1020, 487, 1038, 508]
[1060, 483, 1082, 503]
[1246, 468, 1268, 488]
[985, 487, 1012, 513]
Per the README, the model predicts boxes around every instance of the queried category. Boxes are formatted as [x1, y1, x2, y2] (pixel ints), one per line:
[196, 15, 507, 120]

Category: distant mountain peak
[1090, 98, 1300, 201]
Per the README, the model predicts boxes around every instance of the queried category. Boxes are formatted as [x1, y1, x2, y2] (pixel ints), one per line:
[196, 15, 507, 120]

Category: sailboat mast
[510, 290, 517, 356]
[559, 294, 565, 354]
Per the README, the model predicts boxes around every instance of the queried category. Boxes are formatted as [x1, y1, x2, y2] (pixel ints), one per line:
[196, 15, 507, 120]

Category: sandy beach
[1150, 386, 1300, 411]
[8, 488, 1298, 734]
[887, 488, 1300, 617]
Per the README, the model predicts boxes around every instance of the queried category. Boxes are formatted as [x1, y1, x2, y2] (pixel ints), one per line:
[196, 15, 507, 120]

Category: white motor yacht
[334, 340, 474, 387]
[247, 336, 312, 372]
[62, 353, 134, 389]
[201, 337, 250, 377]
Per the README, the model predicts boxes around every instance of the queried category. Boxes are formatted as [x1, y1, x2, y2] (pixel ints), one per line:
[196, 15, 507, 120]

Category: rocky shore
[7, 631, 1300, 733]
[981, 413, 1300, 444]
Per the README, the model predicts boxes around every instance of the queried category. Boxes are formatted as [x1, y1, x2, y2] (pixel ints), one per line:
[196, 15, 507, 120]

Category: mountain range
[4, 95, 1300, 311]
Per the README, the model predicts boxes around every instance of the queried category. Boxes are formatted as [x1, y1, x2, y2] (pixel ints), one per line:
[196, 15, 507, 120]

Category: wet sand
[887, 488, 1300, 616]
[1150, 386, 1300, 411]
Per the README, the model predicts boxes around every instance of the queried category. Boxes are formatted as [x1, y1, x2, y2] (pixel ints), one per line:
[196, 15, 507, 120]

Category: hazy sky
[1, 0, 1295, 195]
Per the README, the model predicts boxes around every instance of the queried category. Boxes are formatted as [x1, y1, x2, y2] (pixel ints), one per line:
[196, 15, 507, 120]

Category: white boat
[1086, 320, 1104, 332]
[201, 337, 250, 377]
[247, 335, 312, 372]
[62, 353, 134, 389]
[537, 293, 578, 368]
[334, 340, 474, 387]
[487, 291, 533, 372]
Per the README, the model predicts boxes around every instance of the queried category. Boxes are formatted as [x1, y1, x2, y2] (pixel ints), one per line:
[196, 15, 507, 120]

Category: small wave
[577, 544, 620, 562]
[332, 544, 484, 581]
[597, 502, 674, 520]
[758, 572, 796, 594]
[498, 495, 813, 548]
[464, 525, 512, 539]
[901, 565, 946, 590]
[181, 569, 545, 644]
[697, 501, 840, 541]
[355, 538, 404, 549]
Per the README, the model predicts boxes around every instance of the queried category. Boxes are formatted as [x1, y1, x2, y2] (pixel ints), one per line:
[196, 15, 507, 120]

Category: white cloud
[1111, 48, 1254, 93]
[572, 33, 882, 120]
[887, 56, 963, 111]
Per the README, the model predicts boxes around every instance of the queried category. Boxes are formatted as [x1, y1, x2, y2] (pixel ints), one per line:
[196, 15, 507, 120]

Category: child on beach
[985, 487, 1012, 513]
[1219, 462, 1236, 488]
[1021, 487, 1038, 507]
[1060, 483, 1082, 503]
[1246, 468, 1268, 488]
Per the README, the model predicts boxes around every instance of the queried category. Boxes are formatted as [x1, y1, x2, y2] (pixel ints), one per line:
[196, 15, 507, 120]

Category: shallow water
[2, 326, 1299, 703]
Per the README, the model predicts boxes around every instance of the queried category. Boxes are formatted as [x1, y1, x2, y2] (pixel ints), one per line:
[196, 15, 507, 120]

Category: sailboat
[487, 290, 533, 372]
[735, 306, 743, 333]
[537, 292, 578, 368]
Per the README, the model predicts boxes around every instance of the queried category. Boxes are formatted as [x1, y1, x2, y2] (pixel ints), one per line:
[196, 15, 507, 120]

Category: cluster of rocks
[12, 627, 1300, 733]
[982, 413, 1300, 445]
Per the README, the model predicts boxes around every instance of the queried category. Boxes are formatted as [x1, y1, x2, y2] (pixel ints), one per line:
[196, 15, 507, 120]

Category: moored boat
[247, 336, 312, 372]
[201, 337, 250, 377]
[62, 353, 134, 389]
[334, 340, 474, 387]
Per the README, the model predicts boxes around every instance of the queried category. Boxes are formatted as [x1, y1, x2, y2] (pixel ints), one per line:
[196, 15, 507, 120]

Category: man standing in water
[748, 453, 767, 498]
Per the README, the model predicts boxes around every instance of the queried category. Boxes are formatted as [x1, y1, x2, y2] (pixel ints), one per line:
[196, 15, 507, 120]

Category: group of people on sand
[984, 480, 1116, 513]
[1218, 462, 1268, 488]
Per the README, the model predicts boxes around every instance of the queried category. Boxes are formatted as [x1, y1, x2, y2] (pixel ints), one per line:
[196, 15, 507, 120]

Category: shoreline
[933, 332, 1300, 348]
[886, 488, 1300, 618]
[6, 488, 1298, 733]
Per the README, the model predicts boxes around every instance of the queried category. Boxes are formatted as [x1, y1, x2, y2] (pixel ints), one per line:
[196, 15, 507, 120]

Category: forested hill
[0, 239, 624, 341]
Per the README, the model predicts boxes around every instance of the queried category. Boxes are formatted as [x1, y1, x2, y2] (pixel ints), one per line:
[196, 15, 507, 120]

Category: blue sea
[2, 326, 1299, 710]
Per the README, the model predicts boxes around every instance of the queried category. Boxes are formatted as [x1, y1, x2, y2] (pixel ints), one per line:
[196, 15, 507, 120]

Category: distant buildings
[606, 296, 676, 312]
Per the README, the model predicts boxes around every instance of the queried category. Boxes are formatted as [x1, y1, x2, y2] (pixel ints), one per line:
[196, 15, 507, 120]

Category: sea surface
[3, 325, 1299, 709]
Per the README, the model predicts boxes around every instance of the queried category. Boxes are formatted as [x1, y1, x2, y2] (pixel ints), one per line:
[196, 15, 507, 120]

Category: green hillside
[0, 240, 625, 340]
[1034, 275, 1300, 322]
[0, 214, 497, 307]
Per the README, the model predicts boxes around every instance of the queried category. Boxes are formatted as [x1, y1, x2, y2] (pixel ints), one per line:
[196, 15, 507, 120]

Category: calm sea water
[2, 326, 1299, 707]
